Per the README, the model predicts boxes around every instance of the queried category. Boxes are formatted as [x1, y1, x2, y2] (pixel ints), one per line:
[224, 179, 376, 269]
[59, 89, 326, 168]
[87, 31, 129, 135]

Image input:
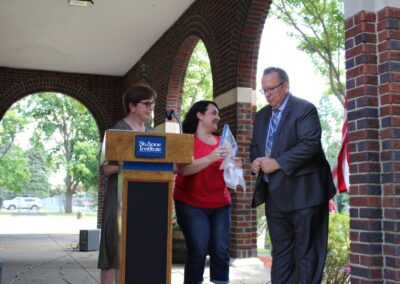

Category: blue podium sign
[135, 135, 166, 158]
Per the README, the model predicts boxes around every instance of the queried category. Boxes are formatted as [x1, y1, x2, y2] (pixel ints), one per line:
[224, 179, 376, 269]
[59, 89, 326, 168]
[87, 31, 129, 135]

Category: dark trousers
[265, 200, 329, 284]
[175, 200, 231, 284]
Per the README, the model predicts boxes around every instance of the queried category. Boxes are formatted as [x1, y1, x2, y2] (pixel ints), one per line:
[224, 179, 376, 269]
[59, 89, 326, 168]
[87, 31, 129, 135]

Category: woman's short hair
[123, 84, 157, 114]
[182, 100, 219, 134]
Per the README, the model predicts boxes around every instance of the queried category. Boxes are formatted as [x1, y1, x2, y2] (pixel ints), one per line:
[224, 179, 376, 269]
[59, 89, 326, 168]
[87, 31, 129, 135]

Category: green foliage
[0, 109, 30, 193]
[68, 140, 99, 192]
[261, 212, 350, 283]
[324, 212, 350, 283]
[318, 95, 342, 167]
[181, 41, 213, 119]
[271, 0, 345, 106]
[26, 93, 99, 212]
[0, 148, 30, 193]
[335, 192, 349, 213]
[24, 138, 52, 198]
[0, 108, 29, 158]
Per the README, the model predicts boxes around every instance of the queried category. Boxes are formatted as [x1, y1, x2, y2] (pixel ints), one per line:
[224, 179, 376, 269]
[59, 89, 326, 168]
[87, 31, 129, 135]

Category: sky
[256, 17, 326, 107]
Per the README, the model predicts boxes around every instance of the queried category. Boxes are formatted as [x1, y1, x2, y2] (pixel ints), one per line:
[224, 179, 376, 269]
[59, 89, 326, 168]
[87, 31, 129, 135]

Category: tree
[271, 0, 349, 213]
[271, 0, 345, 106]
[0, 107, 28, 158]
[27, 93, 99, 213]
[181, 41, 213, 118]
[318, 95, 342, 167]
[0, 109, 30, 193]
[24, 133, 53, 197]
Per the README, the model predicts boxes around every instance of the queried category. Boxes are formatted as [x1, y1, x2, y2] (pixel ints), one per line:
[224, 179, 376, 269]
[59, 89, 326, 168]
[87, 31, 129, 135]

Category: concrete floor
[0, 213, 270, 284]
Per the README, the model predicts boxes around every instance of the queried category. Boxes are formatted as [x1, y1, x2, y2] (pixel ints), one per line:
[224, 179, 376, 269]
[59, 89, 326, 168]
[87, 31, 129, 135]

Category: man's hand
[251, 157, 263, 173]
[260, 157, 280, 173]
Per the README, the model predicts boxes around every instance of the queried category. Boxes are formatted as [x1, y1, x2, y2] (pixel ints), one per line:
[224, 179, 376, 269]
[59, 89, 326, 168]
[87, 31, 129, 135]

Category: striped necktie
[265, 109, 280, 157]
[264, 109, 280, 182]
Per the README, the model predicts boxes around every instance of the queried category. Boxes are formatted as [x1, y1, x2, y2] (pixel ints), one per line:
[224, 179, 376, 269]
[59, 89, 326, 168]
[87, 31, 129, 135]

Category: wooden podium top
[101, 130, 194, 164]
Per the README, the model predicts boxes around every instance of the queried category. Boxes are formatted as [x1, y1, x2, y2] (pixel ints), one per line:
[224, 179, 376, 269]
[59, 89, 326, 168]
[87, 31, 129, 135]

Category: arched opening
[165, 35, 214, 133]
[0, 92, 99, 234]
[180, 40, 213, 119]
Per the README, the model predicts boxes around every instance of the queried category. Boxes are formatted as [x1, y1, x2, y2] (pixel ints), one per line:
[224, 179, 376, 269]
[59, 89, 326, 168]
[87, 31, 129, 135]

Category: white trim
[214, 87, 256, 109]
[154, 121, 180, 133]
[345, 0, 400, 18]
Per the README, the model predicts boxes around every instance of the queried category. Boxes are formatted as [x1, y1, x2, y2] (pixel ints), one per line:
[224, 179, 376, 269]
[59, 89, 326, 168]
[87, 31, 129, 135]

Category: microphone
[165, 110, 182, 134]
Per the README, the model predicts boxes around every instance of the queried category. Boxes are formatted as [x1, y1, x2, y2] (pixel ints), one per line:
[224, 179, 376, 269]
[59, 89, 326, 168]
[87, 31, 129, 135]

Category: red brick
[346, 43, 377, 58]
[346, 22, 377, 38]
[354, 11, 377, 24]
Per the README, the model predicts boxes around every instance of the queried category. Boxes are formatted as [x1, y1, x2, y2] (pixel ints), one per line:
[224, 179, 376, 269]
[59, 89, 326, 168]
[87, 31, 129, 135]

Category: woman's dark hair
[123, 84, 157, 114]
[182, 100, 219, 134]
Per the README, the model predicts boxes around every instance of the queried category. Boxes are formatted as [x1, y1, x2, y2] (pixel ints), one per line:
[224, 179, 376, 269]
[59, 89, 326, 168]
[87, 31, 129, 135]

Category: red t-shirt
[174, 135, 231, 208]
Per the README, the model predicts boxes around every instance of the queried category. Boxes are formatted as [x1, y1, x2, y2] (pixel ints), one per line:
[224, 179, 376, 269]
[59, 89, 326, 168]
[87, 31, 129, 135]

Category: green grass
[257, 247, 271, 255]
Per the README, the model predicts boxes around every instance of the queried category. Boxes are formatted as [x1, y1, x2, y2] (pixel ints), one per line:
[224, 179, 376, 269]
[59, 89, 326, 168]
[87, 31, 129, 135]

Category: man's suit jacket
[250, 94, 336, 211]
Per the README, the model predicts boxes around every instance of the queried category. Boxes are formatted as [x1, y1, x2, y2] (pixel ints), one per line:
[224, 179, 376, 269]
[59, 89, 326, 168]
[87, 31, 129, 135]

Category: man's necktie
[264, 109, 280, 182]
[265, 109, 280, 157]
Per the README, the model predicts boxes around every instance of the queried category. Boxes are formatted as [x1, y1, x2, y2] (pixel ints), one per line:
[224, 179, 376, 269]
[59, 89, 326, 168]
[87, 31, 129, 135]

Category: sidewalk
[0, 214, 270, 284]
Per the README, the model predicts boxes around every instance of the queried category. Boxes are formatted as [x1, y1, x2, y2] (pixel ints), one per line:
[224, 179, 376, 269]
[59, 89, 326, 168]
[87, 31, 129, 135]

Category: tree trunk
[65, 174, 73, 213]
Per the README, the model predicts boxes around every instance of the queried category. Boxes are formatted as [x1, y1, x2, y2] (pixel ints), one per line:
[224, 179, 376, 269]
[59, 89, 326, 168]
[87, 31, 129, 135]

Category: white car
[2, 196, 43, 211]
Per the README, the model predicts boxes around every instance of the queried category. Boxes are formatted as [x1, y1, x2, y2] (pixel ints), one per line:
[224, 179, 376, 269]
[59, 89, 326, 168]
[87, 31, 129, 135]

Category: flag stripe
[332, 97, 349, 193]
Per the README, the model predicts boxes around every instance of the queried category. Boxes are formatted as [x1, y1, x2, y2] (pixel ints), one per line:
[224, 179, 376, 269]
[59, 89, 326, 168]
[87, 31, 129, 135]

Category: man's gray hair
[263, 67, 289, 83]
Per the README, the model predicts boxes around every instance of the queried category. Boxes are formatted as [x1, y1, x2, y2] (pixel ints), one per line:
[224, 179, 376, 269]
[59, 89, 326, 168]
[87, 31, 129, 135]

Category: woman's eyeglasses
[139, 101, 155, 107]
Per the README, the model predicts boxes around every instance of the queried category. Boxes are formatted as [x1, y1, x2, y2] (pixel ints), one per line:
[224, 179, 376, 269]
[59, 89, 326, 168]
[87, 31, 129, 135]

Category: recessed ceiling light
[68, 0, 93, 7]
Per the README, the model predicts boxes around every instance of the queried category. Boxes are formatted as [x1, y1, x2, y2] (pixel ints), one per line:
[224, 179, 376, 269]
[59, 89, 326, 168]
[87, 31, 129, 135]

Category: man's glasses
[139, 100, 155, 107]
[259, 82, 284, 94]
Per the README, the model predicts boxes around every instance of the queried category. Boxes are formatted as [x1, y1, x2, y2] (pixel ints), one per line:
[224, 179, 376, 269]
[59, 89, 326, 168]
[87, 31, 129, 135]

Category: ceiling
[0, 0, 195, 76]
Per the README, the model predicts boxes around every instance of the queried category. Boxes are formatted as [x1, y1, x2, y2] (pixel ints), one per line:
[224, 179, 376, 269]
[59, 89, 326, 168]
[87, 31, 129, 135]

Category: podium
[101, 130, 193, 284]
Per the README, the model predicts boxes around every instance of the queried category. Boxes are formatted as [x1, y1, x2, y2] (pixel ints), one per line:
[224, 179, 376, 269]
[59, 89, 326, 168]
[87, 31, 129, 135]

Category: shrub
[260, 211, 350, 283]
[323, 212, 350, 284]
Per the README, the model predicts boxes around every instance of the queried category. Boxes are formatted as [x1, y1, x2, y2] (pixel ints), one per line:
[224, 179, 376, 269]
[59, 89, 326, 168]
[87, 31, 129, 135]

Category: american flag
[332, 97, 349, 193]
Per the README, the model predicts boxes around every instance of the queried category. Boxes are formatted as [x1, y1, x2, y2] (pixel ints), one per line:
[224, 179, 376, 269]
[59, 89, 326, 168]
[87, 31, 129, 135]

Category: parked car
[2, 196, 43, 210]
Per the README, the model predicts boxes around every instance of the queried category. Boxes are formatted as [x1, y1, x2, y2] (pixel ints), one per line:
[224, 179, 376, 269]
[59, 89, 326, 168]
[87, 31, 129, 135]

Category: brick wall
[345, 6, 400, 283]
[377, 7, 400, 283]
[0, 67, 123, 131]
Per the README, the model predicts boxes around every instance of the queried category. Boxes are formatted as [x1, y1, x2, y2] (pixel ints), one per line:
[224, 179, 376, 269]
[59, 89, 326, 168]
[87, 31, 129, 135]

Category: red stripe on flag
[332, 97, 349, 193]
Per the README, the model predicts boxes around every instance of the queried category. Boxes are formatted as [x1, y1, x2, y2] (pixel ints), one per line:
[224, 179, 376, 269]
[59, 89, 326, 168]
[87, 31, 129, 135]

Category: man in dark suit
[250, 67, 336, 284]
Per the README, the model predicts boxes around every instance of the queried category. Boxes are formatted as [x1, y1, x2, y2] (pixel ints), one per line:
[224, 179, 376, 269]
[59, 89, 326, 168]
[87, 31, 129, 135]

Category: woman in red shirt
[174, 100, 236, 284]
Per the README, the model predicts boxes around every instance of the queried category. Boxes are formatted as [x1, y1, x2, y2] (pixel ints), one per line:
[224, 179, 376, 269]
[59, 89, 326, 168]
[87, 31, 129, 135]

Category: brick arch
[0, 77, 111, 138]
[165, 16, 217, 122]
[124, 61, 154, 90]
[0, 71, 122, 228]
[165, 35, 198, 117]
[236, 0, 270, 89]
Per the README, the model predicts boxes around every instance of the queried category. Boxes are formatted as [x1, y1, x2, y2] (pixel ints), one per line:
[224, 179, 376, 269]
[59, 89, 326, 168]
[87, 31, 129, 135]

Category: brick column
[345, 1, 400, 283]
[345, 10, 382, 282]
[215, 88, 258, 260]
[376, 7, 400, 283]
